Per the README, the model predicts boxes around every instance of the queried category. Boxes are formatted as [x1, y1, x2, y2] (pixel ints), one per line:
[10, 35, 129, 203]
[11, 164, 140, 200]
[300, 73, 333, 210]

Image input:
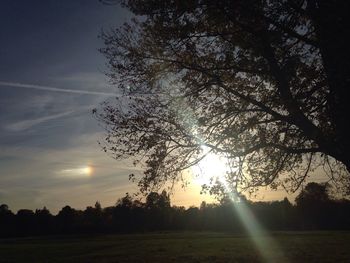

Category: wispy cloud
[0, 81, 117, 97]
[5, 110, 74, 132]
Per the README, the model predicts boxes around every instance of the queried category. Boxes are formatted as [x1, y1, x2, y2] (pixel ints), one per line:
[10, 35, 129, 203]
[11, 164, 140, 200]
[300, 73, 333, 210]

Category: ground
[1, 231, 349, 262]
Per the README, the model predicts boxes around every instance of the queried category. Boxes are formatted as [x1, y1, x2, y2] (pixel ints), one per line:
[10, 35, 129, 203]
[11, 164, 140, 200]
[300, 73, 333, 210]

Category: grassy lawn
[0, 231, 349, 262]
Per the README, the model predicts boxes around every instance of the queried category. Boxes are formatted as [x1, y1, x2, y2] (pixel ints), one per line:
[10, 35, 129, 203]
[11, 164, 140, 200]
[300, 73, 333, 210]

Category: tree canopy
[96, 0, 350, 195]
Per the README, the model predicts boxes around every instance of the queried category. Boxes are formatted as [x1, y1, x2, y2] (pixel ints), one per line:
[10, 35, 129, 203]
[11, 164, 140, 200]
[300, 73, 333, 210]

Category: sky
[0, 0, 311, 214]
[0, 0, 218, 213]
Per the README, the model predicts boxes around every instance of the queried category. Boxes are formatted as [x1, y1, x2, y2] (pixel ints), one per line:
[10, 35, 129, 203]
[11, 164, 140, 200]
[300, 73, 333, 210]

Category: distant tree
[16, 209, 35, 235]
[199, 201, 207, 211]
[83, 204, 104, 232]
[2, 195, 350, 236]
[116, 193, 134, 208]
[16, 209, 34, 216]
[295, 182, 331, 206]
[35, 206, 52, 219]
[35, 207, 53, 234]
[97, 0, 350, 195]
[145, 190, 171, 210]
[114, 193, 136, 231]
[57, 205, 81, 233]
[280, 197, 295, 229]
[0, 204, 11, 216]
[57, 205, 76, 219]
[0, 204, 14, 237]
[144, 191, 171, 230]
[184, 206, 201, 230]
[95, 201, 102, 211]
[295, 182, 332, 228]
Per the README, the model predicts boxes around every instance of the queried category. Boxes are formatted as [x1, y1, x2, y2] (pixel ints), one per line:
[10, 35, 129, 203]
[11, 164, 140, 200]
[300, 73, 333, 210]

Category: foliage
[96, 0, 350, 195]
[295, 182, 331, 205]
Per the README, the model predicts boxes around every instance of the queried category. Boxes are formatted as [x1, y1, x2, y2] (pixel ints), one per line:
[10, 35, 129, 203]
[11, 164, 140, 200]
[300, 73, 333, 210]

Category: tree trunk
[311, 1, 350, 171]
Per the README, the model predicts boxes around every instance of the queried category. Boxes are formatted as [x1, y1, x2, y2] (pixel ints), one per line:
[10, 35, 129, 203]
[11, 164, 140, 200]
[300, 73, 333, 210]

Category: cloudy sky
[0, 0, 218, 213]
[0, 0, 308, 214]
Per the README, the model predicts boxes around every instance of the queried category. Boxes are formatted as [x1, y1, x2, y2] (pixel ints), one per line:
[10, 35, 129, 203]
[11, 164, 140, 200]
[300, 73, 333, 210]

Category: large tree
[96, 0, 350, 195]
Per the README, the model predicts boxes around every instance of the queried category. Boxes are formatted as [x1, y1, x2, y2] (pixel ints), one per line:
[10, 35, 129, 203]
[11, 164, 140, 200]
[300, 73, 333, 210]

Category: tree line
[1, 183, 350, 238]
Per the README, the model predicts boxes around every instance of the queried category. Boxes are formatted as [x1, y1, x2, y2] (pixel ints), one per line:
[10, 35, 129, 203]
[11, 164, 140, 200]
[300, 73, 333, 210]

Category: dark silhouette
[95, 0, 350, 196]
[1, 184, 350, 238]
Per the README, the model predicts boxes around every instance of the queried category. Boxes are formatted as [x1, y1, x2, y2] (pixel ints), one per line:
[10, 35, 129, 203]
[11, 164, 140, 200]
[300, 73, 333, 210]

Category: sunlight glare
[191, 146, 288, 262]
[192, 146, 230, 186]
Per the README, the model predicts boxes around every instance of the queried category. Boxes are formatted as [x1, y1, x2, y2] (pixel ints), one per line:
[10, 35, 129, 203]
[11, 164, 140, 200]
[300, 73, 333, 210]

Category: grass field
[1, 231, 350, 262]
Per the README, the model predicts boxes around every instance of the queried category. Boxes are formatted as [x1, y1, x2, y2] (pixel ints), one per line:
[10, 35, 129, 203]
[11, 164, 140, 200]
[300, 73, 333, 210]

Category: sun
[83, 166, 93, 176]
[191, 147, 230, 186]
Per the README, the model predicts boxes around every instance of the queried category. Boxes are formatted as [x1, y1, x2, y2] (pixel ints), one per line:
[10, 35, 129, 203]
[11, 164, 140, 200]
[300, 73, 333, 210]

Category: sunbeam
[220, 179, 288, 263]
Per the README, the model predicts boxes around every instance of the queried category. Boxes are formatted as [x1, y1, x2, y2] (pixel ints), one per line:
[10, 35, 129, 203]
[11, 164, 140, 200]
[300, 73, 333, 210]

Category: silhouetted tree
[144, 191, 171, 229]
[184, 206, 201, 230]
[16, 209, 35, 236]
[295, 182, 331, 205]
[95, 201, 102, 211]
[83, 202, 104, 232]
[35, 207, 53, 234]
[295, 182, 332, 229]
[0, 204, 14, 237]
[145, 191, 171, 210]
[2, 192, 350, 237]
[57, 205, 81, 233]
[96, 0, 350, 196]
[0, 204, 13, 218]
[113, 193, 140, 231]
[116, 193, 134, 208]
